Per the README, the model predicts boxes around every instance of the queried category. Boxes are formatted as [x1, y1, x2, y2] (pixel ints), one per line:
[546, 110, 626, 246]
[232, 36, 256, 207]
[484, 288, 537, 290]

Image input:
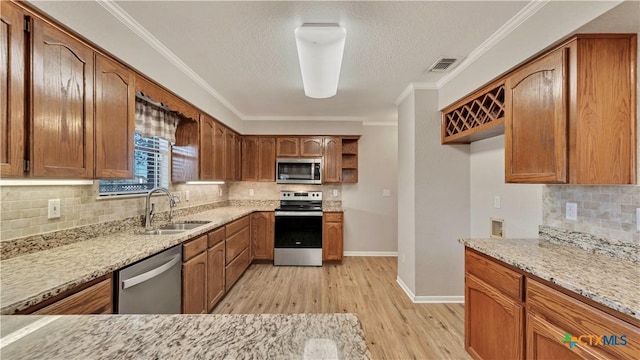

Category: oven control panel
[280, 191, 323, 201]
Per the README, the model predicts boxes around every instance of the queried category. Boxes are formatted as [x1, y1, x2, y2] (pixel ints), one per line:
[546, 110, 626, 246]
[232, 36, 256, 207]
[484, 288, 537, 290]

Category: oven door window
[278, 162, 314, 181]
[275, 215, 322, 248]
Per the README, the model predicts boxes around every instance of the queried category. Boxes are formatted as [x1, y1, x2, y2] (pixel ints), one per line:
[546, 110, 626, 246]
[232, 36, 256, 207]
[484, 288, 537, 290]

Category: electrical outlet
[48, 199, 61, 219]
[566, 202, 578, 221]
[185, 191, 190, 202]
[249, 189, 254, 196]
[494, 196, 501, 209]
[219, 188, 223, 197]
[333, 189, 338, 197]
[636, 208, 640, 231]
[402, 253, 406, 263]
[382, 189, 391, 197]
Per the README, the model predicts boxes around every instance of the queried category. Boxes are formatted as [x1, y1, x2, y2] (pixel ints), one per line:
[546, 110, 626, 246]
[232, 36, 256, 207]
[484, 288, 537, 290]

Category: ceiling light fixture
[295, 23, 346, 99]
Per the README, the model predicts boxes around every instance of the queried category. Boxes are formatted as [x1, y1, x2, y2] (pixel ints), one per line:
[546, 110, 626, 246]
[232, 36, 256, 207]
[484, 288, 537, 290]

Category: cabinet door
[94, 54, 135, 179]
[32, 19, 94, 178]
[172, 119, 199, 182]
[301, 137, 323, 157]
[323, 137, 342, 183]
[207, 241, 225, 312]
[258, 137, 276, 181]
[505, 47, 567, 183]
[234, 133, 242, 180]
[200, 114, 215, 180]
[0, 2, 25, 177]
[465, 275, 524, 360]
[322, 213, 343, 261]
[241, 136, 259, 181]
[251, 212, 274, 260]
[276, 137, 299, 157]
[182, 251, 207, 314]
[225, 130, 235, 181]
[213, 122, 226, 180]
[526, 311, 606, 360]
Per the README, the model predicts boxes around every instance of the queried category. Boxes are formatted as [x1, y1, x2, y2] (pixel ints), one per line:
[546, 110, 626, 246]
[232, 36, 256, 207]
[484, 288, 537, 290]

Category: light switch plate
[494, 196, 501, 209]
[383, 189, 391, 197]
[566, 202, 577, 221]
[48, 199, 61, 219]
[249, 189, 254, 196]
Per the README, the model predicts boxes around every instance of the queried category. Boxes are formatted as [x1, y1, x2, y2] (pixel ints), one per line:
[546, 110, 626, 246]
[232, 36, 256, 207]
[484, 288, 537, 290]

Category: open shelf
[340, 137, 359, 183]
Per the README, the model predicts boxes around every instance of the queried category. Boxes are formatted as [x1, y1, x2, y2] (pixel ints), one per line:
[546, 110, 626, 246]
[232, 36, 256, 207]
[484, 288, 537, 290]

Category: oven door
[274, 211, 323, 266]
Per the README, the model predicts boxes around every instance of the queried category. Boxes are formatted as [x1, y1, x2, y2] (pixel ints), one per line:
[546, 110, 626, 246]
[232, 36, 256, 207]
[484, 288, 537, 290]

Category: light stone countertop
[460, 238, 640, 320]
[0, 205, 274, 315]
[0, 313, 371, 360]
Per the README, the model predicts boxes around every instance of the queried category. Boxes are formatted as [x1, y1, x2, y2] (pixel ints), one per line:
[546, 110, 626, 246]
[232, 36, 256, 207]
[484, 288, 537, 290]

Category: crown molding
[242, 115, 366, 122]
[97, 0, 245, 120]
[436, 0, 549, 88]
[394, 82, 439, 105]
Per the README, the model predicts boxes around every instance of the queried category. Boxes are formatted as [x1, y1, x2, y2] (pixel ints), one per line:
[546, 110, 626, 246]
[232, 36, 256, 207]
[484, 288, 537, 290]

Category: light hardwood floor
[213, 257, 470, 360]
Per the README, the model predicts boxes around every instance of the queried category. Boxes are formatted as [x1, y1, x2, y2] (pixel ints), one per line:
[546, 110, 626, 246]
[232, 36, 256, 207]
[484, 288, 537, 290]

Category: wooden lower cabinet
[182, 250, 207, 314]
[323, 212, 344, 261]
[465, 248, 640, 360]
[251, 211, 274, 261]
[465, 274, 524, 360]
[207, 240, 225, 312]
[32, 277, 112, 315]
[225, 248, 250, 292]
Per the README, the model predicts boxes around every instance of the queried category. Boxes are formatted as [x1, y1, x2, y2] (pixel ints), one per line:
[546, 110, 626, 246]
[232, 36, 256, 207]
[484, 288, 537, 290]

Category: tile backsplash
[229, 182, 342, 201]
[543, 185, 639, 243]
[0, 182, 227, 241]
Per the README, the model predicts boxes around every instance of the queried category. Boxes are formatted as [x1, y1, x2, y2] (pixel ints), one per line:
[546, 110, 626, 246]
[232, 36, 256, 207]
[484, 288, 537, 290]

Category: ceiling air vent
[427, 57, 459, 73]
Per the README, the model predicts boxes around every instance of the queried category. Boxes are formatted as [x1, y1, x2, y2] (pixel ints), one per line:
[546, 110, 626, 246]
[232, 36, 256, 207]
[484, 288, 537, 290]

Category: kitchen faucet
[145, 187, 179, 230]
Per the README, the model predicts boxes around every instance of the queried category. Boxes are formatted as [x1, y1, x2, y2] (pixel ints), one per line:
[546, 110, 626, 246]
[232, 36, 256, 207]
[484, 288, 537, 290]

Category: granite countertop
[0, 205, 274, 315]
[0, 313, 371, 359]
[460, 238, 640, 320]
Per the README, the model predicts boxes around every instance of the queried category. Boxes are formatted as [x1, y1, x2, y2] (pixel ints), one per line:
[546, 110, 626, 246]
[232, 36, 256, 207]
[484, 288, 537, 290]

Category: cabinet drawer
[226, 216, 250, 237]
[208, 227, 225, 248]
[465, 249, 523, 300]
[183, 235, 207, 261]
[526, 279, 640, 360]
[324, 212, 343, 222]
[34, 278, 112, 315]
[225, 227, 249, 264]
[225, 247, 249, 292]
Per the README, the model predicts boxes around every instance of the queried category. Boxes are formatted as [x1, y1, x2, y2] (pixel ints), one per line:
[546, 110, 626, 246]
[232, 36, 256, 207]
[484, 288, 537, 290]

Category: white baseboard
[343, 251, 398, 257]
[396, 276, 464, 303]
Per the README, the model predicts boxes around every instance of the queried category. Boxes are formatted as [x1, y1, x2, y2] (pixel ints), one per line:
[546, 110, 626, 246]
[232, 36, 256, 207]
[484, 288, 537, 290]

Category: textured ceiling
[113, 1, 528, 122]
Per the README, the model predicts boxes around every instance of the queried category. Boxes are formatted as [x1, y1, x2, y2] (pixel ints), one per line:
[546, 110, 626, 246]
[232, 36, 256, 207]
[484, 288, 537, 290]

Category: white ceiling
[110, 1, 528, 122]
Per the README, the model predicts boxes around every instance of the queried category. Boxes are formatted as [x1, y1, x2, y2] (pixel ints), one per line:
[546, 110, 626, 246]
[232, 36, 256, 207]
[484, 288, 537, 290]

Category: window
[99, 132, 170, 196]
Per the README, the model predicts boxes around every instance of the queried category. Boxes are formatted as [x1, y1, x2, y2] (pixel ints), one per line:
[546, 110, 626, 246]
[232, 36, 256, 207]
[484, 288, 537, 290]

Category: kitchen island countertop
[0, 313, 370, 359]
[460, 238, 640, 320]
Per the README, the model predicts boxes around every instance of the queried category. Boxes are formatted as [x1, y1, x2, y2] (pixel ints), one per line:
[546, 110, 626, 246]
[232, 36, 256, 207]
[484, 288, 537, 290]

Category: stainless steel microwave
[276, 158, 322, 184]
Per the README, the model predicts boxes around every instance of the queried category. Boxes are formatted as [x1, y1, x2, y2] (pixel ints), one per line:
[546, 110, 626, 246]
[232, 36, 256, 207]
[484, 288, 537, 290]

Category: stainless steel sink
[158, 221, 210, 230]
[140, 229, 187, 236]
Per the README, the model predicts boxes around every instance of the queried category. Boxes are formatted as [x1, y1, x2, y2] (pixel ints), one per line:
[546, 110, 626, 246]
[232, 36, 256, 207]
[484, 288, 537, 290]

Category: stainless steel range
[274, 191, 323, 266]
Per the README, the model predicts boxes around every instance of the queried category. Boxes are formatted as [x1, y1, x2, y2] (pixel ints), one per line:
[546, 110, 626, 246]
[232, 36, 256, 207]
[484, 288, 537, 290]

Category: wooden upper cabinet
[172, 119, 199, 182]
[505, 34, 636, 184]
[241, 136, 259, 181]
[213, 122, 226, 180]
[276, 137, 299, 157]
[225, 130, 240, 181]
[31, 18, 94, 178]
[0, 2, 26, 177]
[94, 54, 135, 179]
[200, 114, 215, 180]
[258, 137, 276, 181]
[505, 47, 567, 183]
[300, 137, 323, 157]
[569, 35, 636, 184]
[323, 137, 342, 183]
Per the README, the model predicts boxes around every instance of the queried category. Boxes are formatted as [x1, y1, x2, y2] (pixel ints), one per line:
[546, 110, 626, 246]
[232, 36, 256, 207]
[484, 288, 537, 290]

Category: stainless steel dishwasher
[117, 244, 182, 314]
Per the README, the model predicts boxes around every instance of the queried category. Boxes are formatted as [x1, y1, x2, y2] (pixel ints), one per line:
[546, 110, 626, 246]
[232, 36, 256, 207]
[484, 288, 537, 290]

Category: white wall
[342, 125, 398, 253]
[470, 135, 542, 238]
[413, 89, 469, 298]
[397, 94, 416, 292]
